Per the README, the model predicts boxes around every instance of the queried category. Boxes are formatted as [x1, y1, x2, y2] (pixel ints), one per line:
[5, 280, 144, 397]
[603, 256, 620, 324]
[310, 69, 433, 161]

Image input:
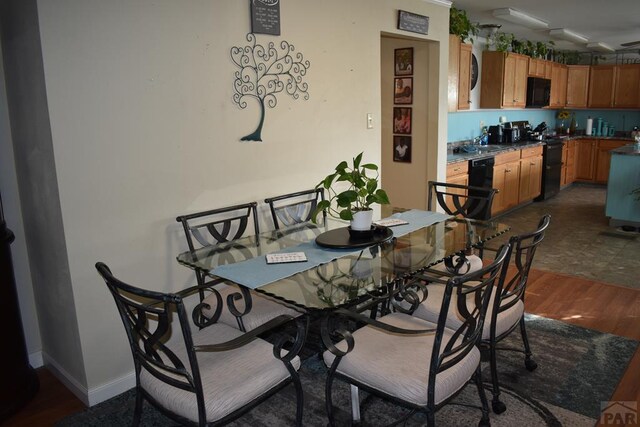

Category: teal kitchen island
[605, 144, 640, 228]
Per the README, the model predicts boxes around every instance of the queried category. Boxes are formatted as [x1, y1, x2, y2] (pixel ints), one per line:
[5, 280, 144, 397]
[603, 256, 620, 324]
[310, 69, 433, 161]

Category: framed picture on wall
[393, 136, 412, 163]
[394, 47, 413, 76]
[394, 77, 413, 104]
[393, 107, 411, 134]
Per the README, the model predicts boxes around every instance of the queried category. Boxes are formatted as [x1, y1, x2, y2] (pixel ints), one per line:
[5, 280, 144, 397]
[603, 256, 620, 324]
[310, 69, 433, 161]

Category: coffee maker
[503, 122, 521, 144]
[487, 125, 503, 144]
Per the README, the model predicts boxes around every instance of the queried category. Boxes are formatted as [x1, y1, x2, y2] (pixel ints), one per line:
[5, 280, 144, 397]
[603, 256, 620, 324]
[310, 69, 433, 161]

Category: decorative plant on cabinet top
[311, 152, 390, 231]
[449, 7, 479, 43]
[231, 33, 310, 142]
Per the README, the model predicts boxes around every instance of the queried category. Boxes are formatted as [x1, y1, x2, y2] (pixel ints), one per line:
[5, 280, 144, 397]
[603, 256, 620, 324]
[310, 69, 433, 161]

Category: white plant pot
[351, 209, 373, 231]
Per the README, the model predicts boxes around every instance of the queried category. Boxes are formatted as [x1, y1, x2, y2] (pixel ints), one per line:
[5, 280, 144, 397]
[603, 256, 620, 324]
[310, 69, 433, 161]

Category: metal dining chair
[264, 188, 325, 230]
[176, 202, 300, 332]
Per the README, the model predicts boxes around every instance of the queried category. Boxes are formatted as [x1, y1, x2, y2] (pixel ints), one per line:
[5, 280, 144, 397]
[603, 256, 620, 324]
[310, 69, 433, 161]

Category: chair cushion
[140, 322, 301, 423]
[412, 283, 524, 340]
[202, 285, 300, 331]
[323, 312, 480, 406]
[429, 254, 483, 275]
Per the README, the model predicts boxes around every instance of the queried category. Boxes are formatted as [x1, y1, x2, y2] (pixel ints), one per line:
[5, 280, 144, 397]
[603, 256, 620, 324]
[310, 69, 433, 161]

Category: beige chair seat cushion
[140, 322, 300, 423]
[323, 312, 480, 406]
[429, 254, 483, 275]
[412, 283, 524, 340]
[202, 285, 300, 331]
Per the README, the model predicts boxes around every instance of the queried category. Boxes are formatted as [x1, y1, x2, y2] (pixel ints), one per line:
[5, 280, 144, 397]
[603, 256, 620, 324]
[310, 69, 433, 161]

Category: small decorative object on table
[311, 152, 390, 236]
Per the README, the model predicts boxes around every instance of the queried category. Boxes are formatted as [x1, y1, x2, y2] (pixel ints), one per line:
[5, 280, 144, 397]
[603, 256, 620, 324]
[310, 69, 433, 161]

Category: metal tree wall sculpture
[231, 33, 310, 141]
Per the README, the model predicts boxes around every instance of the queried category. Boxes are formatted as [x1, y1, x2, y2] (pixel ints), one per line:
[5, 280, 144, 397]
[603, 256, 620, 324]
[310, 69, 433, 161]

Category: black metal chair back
[176, 202, 260, 251]
[427, 181, 497, 220]
[96, 262, 208, 425]
[494, 214, 550, 319]
[264, 189, 325, 230]
[429, 244, 510, 381]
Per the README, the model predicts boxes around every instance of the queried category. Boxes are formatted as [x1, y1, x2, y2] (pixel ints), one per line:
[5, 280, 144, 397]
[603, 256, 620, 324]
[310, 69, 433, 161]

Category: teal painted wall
[448, 109, 640, 142]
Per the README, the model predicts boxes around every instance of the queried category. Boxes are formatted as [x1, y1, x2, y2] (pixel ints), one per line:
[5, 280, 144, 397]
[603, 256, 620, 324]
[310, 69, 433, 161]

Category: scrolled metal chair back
[176, 202, 260, 251]
[430, 244, 510, 379]
[96, 263, 205, 402]
[496, 214, 551, 314]
[264, 188, 325, 230]
[428, 181, 497, 220]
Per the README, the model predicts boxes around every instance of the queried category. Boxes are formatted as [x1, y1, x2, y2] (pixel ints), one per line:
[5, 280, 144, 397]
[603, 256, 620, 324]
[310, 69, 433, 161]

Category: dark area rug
[57, 314, 637, 426]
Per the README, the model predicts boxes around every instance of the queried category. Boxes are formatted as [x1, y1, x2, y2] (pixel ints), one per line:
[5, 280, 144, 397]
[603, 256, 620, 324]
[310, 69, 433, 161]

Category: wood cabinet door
[595, 139, 630, 183]
[566, 65, 590, 108]
[588, 66, 616, 108]
[502, 54, 517, 107]
[458, 43, 472, 110]
[448, 35, 461, 112]
[574, 139, 596, 181]
[564, 140, 577, 185]
[613, 64, 640, 108]
[549, 63, 567, 108]
[503, 161, 521, 211]
[519, 156, 543, 202]
[513, 54, 529, 107]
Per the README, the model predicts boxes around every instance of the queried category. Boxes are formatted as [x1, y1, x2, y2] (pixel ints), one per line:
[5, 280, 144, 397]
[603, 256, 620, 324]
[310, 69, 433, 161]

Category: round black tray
[315, 226, 393, 249]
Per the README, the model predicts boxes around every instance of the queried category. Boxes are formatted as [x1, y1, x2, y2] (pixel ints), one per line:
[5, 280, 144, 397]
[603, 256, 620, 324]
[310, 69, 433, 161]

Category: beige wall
[4, 0, 452, 403]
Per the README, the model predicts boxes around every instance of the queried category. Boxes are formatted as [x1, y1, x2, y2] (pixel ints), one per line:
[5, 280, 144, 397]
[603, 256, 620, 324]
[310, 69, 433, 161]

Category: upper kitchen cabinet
[565, 65, 590, 108]
[613, 64, 640, 108]
[588, 65, 616, 108]
[481, 51, 528, 108]
[447, 35, 473, 112]
[549, 62, 567, 108]
[528, 58, 546, 78]
[458, 43, 473, 110]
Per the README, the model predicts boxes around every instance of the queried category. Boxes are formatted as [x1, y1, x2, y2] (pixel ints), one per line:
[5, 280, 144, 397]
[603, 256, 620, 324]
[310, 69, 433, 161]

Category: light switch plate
[367, 113, 373, 129]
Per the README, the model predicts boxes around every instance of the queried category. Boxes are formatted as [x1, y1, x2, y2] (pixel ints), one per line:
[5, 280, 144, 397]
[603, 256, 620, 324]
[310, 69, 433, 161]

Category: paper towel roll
[586, 118, 593, 136]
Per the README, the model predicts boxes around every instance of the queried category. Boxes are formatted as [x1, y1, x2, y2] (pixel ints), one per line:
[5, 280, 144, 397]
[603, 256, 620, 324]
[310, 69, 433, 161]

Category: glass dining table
[176, 207, 510, 314]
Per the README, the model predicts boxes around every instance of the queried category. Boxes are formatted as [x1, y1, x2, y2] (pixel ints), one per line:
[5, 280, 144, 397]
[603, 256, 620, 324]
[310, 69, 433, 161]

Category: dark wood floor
[4, 269, 639, 426]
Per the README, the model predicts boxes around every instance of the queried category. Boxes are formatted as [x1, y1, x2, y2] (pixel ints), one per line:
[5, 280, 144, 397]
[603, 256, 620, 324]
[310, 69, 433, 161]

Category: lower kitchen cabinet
[492, 150, 521, 215]
[518, 146, 543, 203]
[561, 139, 577, 186]
[575, 138, 629, 183]
[445, 161, 469, 212]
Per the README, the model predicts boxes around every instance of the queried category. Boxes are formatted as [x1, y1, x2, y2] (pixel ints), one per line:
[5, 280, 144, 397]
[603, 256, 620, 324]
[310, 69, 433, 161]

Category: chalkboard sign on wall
[397, 10, 429, 35]
[251, 0, 281, 36]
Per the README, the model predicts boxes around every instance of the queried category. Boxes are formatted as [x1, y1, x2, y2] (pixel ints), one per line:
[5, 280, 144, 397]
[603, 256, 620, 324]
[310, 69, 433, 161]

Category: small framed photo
[393, 136, 412, 163]
[394, 47, 414, 76]
[394, 77, 413, 104]
[393, 107, 412, 134]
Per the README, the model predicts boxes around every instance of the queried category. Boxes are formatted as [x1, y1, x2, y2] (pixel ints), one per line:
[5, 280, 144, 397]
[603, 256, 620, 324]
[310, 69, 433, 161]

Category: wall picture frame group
[394, 47, 413, 76]
[393, 107, 411, 134]
[393, 135, 411, 163]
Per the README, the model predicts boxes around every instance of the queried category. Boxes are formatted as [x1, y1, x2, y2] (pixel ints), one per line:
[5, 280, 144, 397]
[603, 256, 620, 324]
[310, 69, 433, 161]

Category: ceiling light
[587, 42, 615, 52]
[549, 28, 588, 44]
[492, 8, 549, 30]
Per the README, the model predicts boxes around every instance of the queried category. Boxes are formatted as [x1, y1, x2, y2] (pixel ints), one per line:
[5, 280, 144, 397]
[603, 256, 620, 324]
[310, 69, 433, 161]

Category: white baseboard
[29, 350, 43, 368]
[43, 352, 135, 406]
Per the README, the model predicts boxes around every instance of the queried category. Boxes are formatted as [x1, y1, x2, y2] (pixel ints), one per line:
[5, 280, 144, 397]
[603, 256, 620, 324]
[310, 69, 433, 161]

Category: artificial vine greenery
[449, 7, 479, 43]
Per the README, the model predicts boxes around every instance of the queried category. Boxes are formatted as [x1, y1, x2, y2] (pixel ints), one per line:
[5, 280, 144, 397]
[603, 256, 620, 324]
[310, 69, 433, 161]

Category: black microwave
[526, 77, 551, 108]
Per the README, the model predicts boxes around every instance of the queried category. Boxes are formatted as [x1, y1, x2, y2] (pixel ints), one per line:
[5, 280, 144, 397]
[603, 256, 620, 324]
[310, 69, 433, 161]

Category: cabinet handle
[506, 169, 512, 172]
[453, 167, 460, 172]
[530, 162, 536, 165]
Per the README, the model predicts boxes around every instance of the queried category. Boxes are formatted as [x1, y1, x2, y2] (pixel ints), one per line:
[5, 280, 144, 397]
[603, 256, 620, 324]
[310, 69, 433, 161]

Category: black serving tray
[315, 226, 393, 249]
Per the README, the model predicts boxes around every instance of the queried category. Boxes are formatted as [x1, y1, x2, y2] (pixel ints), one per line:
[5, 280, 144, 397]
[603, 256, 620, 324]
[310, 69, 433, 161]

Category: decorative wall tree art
[231, 33, 310, 141]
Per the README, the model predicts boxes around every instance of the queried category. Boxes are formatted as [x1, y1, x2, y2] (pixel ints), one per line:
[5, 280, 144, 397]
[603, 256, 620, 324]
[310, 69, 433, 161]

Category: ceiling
[450, 0, 640, 53]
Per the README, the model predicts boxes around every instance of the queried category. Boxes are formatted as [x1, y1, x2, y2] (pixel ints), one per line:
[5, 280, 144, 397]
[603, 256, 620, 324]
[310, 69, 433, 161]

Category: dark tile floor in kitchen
[490, 183, 640, 289]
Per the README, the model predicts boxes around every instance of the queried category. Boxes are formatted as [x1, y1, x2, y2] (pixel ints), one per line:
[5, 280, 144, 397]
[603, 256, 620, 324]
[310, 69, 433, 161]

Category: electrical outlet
[480, 120, 485, 131]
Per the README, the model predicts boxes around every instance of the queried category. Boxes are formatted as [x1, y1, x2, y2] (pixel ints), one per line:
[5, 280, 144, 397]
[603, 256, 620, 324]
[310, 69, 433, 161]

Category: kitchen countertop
[610, 144, 640, 156]
[447, 135, 637, 164]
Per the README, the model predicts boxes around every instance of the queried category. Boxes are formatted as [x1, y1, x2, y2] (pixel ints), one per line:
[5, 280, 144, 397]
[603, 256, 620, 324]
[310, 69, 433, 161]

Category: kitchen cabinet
[492, 150, 521, 215]
[588, 65, 616, 108]
[565, 65, 590, 108]
[518, 146, 543, 203]
[575, 138, 628, 183]
[445, 161, 469, 213]
[480, 51, 528, 108]
[561, 139, 577, 186]
[458, 43, 472, 110]
[613, 64, 640, 108]
[447, 35, 460, 112]
[595, 139, 629, 183]
[549, 62, 567, 108]
[528, 58, 546, 78]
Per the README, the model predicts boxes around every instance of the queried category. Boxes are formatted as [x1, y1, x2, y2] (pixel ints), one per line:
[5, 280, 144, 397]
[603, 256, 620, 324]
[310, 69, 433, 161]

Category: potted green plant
[490, 31, 514, 52]
[311, 152, 390, 230]
[449, 7, 479, 43]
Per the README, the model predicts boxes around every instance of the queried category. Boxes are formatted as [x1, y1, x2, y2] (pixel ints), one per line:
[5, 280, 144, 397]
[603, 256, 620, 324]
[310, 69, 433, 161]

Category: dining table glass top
[176, 208, 510, 312]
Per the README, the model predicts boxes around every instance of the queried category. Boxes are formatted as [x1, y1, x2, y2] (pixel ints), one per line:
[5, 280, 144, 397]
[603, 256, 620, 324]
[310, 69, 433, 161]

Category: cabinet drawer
[520, 145, 543, 158]
[447, 161, 468, 177]
[494, 150, 521, 165]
